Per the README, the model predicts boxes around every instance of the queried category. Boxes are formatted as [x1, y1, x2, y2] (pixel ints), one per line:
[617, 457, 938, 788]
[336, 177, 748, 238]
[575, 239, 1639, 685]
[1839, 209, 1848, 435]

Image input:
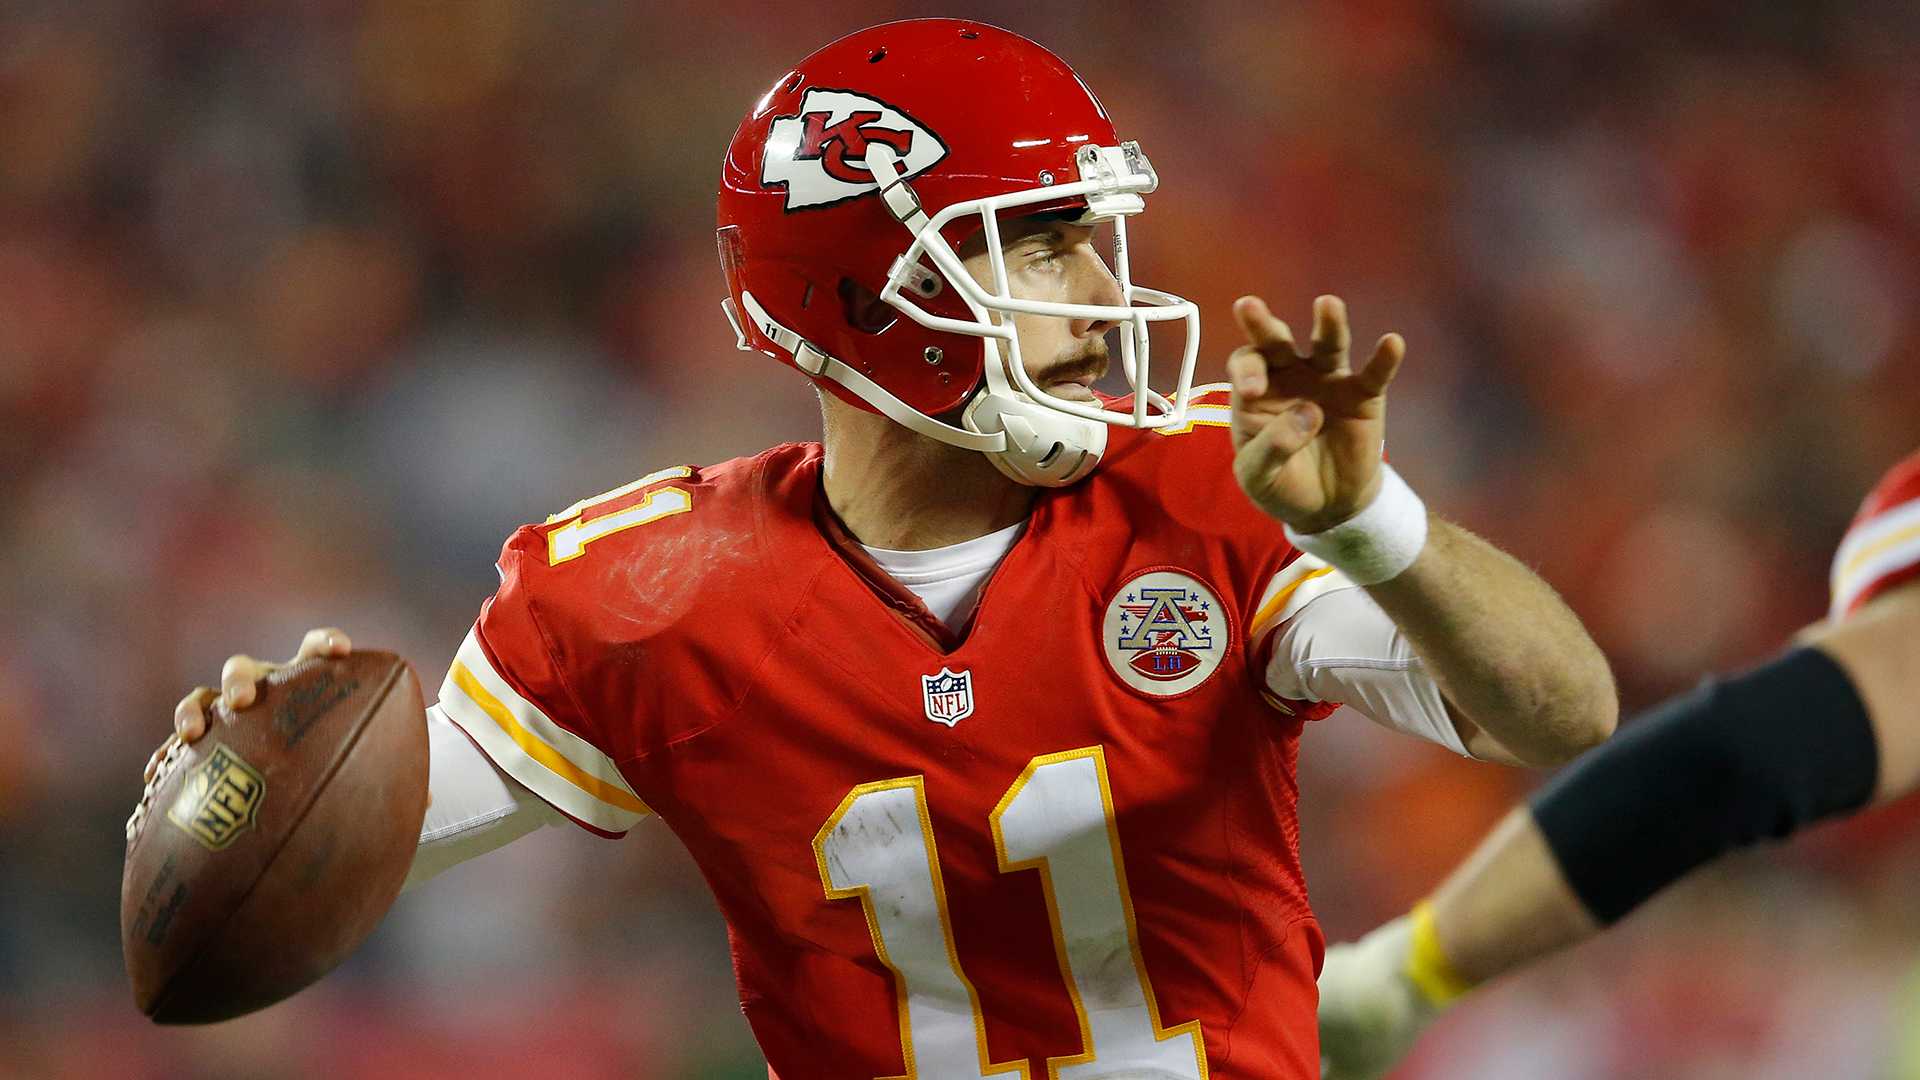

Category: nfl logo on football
[920, 667, 975, 727]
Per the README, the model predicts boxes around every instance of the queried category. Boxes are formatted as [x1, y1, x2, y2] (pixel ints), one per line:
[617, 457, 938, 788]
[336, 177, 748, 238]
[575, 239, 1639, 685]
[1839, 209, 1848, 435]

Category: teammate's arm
[1227, 294, 1615, 765]
[1316, 577, 1920, 1080]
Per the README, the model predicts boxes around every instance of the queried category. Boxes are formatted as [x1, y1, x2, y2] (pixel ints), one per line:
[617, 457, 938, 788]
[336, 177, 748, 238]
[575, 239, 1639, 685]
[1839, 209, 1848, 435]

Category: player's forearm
[1316, 807, 1600, 1080]
[1364, 516, 1616, 766]
[402, 706, 558, 891]
[1425, 635, 1885, 988]
[1425, 807, 1597, 986]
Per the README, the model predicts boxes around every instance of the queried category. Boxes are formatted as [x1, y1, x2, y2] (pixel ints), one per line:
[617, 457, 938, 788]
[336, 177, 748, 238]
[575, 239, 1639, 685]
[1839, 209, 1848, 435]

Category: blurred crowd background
[4, 0, 1919, 1076]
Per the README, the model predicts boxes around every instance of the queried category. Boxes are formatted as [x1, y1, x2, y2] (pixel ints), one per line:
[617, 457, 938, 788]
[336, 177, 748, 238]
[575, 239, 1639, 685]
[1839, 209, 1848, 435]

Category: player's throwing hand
[147, 627, 355, 777]
[1226, 294, 1405, 533]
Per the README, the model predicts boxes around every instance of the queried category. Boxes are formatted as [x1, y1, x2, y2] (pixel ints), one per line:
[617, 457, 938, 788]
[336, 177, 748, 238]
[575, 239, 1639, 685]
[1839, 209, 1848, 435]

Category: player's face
[959, 215, 1123, 404]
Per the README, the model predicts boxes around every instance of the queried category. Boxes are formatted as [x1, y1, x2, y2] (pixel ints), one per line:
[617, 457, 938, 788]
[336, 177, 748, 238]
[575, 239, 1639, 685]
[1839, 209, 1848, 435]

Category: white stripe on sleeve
[434, 628, 649, 835]
[1830, 500, 1920, 620]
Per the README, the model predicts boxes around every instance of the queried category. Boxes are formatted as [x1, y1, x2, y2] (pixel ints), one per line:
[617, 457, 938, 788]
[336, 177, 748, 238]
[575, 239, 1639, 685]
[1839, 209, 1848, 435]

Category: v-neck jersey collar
[795, 453, 1050, 655]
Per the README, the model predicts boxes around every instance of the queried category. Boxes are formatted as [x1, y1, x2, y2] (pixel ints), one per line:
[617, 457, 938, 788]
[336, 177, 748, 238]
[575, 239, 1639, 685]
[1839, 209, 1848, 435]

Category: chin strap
[961, 368, 1106, 487]
[725, 291, 1005, 454]
[729, 287, 1103, 487]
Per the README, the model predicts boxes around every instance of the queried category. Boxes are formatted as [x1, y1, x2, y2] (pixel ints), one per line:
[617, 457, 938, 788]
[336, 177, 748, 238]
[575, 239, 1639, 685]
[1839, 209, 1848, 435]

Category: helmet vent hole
[868, 47, 887, 63]
[800, 282, 814, 309]
[838, 277, 897, 335]
[960, 29, 979, 39]
[782, 73, 801, 92]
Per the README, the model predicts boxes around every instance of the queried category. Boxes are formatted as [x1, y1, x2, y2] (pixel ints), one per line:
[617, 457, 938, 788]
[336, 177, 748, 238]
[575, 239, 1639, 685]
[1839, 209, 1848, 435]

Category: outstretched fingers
[1308, 294, 1351, 374]
[1233, 296, 1298, 359]
[1227, 346, 1270, 399]
[1355, 333, 1406, 397]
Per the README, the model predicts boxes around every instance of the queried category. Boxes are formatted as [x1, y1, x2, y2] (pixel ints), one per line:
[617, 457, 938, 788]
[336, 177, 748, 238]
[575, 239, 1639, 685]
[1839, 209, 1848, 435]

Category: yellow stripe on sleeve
[1834, 520, 1920, 594]
[450, 661, 650, 816]
[1249, 564, 1339, 641]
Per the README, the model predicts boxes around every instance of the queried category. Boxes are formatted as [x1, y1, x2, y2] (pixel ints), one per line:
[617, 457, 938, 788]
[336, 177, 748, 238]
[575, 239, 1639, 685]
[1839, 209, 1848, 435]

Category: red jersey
[436, 392, 1334, 1078]
[1830, 448, 1920, 621]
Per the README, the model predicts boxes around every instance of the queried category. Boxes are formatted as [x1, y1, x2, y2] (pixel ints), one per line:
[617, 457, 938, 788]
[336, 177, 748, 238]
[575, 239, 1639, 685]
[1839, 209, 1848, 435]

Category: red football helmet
[717, 19, 1200, 486]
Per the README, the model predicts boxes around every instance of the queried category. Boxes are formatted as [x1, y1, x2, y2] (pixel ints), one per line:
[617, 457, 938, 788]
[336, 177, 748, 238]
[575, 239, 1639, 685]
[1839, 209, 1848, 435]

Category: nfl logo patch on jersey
[920, 667, 975, 727]
[1102, 569, 1230, 697]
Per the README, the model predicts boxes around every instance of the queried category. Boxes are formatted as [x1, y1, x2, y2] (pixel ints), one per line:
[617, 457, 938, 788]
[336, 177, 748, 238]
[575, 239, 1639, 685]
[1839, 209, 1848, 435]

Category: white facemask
[723, 140, 1198, 487]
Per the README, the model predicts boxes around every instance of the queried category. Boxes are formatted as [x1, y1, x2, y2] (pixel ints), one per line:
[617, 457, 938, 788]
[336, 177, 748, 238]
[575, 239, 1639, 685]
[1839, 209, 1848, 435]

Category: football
[121, 650, 429, 1024]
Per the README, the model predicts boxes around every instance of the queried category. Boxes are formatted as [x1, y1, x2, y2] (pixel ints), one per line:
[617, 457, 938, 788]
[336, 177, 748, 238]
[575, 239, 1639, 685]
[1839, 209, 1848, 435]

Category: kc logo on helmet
[763, 88, 948, 211]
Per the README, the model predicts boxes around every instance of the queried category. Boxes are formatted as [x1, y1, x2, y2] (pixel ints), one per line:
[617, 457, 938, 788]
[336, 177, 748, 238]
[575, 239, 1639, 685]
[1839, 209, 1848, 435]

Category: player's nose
[1069, 252, 1125, 339]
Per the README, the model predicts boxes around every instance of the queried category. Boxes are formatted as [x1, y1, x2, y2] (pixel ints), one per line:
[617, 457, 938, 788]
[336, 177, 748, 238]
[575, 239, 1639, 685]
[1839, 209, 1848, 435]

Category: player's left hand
[1227, 294, 1404, 533]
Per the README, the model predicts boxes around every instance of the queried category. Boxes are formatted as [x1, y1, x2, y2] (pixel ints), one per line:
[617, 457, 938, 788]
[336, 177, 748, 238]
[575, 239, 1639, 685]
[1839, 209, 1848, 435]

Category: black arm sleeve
[1528, 646, 1879, 925]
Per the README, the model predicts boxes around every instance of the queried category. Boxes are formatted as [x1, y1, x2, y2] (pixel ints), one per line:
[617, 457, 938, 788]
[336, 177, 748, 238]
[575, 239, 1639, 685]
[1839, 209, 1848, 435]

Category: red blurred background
[4, 1, 1919, 1077]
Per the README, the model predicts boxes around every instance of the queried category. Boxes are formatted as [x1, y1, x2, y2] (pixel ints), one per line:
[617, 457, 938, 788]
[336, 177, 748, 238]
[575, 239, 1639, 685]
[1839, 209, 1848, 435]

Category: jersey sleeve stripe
[1248, 560, 1347, 642]
[1830, 502, 1920, 619]
[456, 629, 640, 794]
[1831, 531, 1920, 619]
[436, 630, 649, 831]
[445, 662, 651, 826]
[1153, 404, 1232, 436]
[1833, 513, 1920, 586]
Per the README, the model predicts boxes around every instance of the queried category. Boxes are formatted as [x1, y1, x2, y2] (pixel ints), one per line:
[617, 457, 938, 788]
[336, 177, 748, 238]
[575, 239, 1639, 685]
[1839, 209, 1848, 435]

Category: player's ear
[838, 278, 896, 335]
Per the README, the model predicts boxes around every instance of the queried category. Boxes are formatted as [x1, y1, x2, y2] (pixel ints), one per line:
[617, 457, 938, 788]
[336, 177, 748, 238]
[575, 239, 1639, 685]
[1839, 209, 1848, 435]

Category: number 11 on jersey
[814, 747, 1208, 1078]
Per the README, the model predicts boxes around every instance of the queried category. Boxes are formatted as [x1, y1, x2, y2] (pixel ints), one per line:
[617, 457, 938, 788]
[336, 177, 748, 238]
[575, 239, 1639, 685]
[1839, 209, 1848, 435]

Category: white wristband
[1283, 464, 1428, 585]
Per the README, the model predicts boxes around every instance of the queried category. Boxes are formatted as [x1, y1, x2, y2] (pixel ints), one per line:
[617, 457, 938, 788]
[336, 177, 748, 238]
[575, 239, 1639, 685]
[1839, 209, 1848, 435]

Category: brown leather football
[121, 650, 429, 1023]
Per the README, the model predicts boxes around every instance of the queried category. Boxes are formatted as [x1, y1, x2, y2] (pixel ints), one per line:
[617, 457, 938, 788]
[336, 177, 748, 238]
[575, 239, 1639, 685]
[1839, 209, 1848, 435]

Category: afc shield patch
[920, 667, 975, 727]
[762, 88, 949, 211]
[166, 745, 265, 851]
[1102, 568, 1231, 697]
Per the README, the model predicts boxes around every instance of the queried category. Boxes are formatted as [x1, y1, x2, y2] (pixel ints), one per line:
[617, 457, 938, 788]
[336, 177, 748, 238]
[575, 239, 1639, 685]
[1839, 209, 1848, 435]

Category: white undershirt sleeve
[402, 704, 562, 891]
[1257, 557, 1473, 758]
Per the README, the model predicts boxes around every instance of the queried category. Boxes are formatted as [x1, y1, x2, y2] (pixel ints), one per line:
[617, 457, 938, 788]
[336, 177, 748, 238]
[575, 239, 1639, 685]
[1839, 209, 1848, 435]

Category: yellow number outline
[544, 466, 694, 566]
[813, 777, 1025, 1080]
[990, 747, 1208, 1078]
[818, 751, 1209, 1078]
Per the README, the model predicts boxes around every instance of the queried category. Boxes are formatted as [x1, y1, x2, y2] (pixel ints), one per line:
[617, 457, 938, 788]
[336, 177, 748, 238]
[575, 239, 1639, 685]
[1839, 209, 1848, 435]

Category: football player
[144, 20, 1616, 1079]
[1316, 449, 1920, 1080]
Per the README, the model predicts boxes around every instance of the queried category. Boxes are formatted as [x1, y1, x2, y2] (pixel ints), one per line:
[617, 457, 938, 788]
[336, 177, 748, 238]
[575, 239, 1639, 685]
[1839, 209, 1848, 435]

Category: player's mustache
[1038, 344, 1110, 387]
